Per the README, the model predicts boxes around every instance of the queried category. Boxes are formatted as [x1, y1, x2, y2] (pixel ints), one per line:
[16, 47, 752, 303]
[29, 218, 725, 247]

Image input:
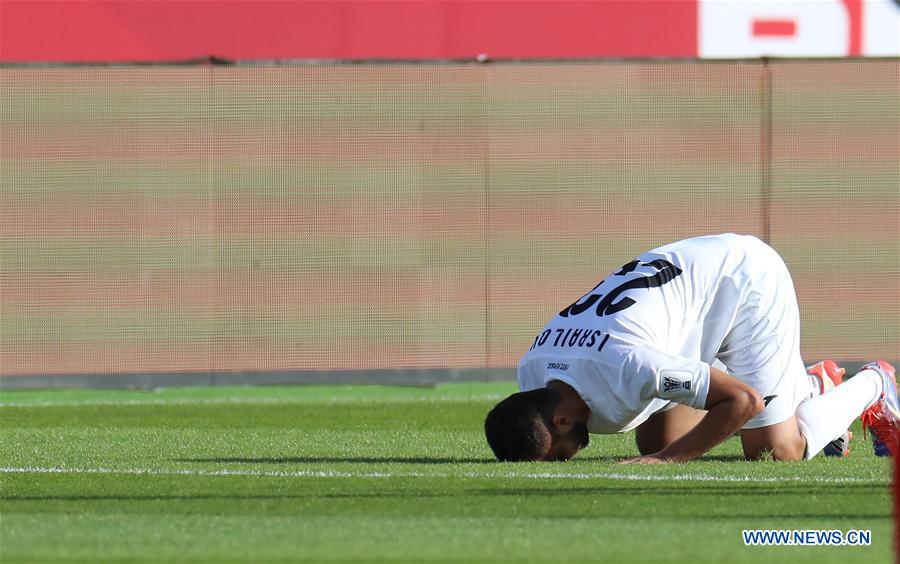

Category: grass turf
[0, 383, 893, 562]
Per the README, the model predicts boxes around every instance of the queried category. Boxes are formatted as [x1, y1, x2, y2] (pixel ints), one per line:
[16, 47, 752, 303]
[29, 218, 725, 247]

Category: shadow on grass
[175, 454, 736, 464]
[176, 456, 497, 464]
[696, 454, 754, 462]
[4, 483, 890, 522]
[471, 483, 887, 497]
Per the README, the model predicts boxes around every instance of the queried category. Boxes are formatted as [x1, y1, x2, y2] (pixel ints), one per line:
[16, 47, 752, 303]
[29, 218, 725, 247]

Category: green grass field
[0, 383, 892, 562]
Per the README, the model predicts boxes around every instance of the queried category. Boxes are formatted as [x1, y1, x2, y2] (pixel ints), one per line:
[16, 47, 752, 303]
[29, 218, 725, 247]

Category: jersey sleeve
[623, 344, 711, 410]
[516, 357, 546, 392]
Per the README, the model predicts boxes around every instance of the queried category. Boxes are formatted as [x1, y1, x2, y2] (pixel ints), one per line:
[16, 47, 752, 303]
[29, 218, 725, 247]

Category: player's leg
[714, 240, 892, 460]
[738, 360, 855, 460]
[804, 360, 852, 456]
[717, 243, 814, 459]
[716, 239, 836, 460]
[723, 251, 893, 460]
[798, 360, 897, 457]
[735, 342, 811, 460]
[635, 403, 706, 455]
[739, 360, 891, 460]
[740, 416, 805, 460]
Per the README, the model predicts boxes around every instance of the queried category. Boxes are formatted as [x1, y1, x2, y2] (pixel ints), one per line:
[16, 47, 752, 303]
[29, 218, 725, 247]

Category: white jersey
[518, 233, 804, 434]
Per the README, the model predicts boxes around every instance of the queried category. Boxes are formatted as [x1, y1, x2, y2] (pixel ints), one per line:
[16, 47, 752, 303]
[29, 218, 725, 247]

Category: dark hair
[484, 388, 562, 462]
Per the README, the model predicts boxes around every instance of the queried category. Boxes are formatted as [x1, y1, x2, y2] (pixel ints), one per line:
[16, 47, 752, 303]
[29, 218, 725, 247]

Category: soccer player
[484, 233, 898, 463]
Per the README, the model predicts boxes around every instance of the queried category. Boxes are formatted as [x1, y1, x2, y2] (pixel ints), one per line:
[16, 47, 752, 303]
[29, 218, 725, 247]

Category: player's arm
[621, 366, 764, 464]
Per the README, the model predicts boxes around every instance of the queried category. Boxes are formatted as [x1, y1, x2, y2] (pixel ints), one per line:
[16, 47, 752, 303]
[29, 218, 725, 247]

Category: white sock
[796, 369, 885, 459]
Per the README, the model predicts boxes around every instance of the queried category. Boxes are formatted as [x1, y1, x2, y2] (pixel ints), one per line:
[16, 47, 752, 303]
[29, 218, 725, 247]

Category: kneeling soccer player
[484, 233, 898, 463]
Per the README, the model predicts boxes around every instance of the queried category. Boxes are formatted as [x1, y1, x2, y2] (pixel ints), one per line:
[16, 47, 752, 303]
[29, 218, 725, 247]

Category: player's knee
[769, 439, 806, 461]
[741, 416, 808, 462]
[776, 442, 806, 461]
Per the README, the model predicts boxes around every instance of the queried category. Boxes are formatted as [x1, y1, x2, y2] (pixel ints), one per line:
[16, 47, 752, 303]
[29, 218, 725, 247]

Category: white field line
[0, 395, 505, 408]
[0, 466, 884, 484]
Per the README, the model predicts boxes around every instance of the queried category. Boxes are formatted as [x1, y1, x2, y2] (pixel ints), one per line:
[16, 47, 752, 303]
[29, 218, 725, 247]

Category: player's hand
[618, 454, 672, 465]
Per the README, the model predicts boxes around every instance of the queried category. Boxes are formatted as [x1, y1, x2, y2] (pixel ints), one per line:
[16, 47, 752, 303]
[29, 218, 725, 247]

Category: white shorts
[716, 240, 815, 430]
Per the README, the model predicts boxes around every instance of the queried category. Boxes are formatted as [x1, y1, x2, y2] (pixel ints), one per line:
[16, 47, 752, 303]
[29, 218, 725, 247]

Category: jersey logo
[658, 370, 695, 399]
[763, 395, 777, 407]
[663, 376, 692, 393]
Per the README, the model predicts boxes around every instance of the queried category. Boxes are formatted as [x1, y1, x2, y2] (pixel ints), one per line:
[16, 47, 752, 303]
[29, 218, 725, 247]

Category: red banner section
[2, 1, 897, 62]
[1, 0, 697, 61]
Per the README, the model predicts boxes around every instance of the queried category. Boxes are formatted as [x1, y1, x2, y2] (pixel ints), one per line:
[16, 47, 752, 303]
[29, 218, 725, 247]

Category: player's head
[484, 388, 589, 462]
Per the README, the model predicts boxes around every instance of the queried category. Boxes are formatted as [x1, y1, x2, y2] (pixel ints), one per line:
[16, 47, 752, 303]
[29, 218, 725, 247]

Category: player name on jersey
[528, 328, 611, 353]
